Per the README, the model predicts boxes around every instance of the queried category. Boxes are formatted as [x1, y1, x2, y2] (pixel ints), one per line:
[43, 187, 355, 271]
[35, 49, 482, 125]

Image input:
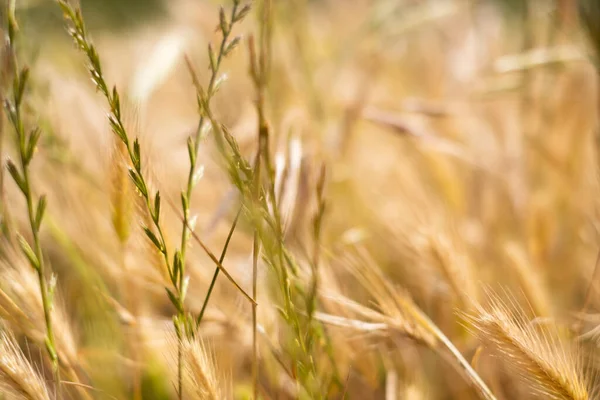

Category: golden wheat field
[2, 0, 600, 398]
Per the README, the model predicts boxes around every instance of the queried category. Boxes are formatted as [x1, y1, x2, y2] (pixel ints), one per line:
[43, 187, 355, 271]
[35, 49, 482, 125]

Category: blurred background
[2, 0, 600, 399]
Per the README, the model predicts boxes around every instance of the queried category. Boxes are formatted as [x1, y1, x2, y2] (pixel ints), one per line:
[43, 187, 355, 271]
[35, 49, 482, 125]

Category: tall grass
[3, 7, 60, 395]
[58, 0, 253, 398]
[0, 0, 600, 399]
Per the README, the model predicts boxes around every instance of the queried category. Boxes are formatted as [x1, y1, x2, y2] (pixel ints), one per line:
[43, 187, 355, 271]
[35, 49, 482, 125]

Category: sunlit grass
[1, 0, 600, 399]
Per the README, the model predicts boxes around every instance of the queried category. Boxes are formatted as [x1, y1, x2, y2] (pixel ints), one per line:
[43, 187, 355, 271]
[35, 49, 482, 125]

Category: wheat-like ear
[182, 338, 228, 400]
[334, 252, 438, 347]
[0, 331, 51, 400]
[467, 294, 590, 400]
[319, 249, 496, 400]
[503, 242, 552, 317]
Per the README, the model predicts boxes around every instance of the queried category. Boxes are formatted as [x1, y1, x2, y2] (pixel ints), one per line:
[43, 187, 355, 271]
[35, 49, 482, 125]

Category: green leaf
[6, 160, 27, 195]
[172, 251, 182, 287]
[133, 139, 141, 171]
[180, 193, 189, 213]
[111, 86, 121, 119]
[7, 6, 17, 43]
[108, 114, 127, 144]
[166, 288, 183, 313]
[44, 336, 58, 363]
[25, 127, 42, 166]
[17, 234, 39, 270]
[14, 67, 29, 108]
[92, 69, 109, 97]
[153, 192, 161, 223]
[187, 136, 196, 165]
[34, 195, 47, 232]
[3, 99, 16, 126]
[233, 4, 252, 23]
[143, 227, 163, 253]
[128, 169, 147, 198]
[276, 306, 288, 322]
[208, 43, 216, 73]
[196, 93, 205, 115]
[219, 6, 229, 34]
[224, 36, 241, 57]
[58, 0, 74, 20]
[184, 313, 195, 338]
[173, 314, 183, 338]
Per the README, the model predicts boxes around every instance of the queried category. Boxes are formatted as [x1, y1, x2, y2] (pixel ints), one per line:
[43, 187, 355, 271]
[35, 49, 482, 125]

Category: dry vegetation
[1, 0, 600, 398]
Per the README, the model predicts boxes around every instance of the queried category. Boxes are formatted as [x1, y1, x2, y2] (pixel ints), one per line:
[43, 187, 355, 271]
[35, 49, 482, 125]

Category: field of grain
[1, 0, 600, 399]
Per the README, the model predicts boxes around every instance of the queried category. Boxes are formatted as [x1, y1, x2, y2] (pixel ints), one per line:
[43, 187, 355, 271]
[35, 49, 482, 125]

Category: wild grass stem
[3, 15, 60, 396]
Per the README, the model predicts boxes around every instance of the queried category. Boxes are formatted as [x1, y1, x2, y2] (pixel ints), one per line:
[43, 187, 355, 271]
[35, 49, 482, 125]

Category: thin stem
[407, 307, 496, 400]
[189, 224, 256, 305]
[247, 2, 325, 395]
[180, 3, 241, 351]
[177, 342, 183, 400]
[180, 2, 255, 340]
[56, 6, 190, 399]
[28, 198, 61, 398]
[21, 146, 60, 398]
[60, 2, 253, 398]
[4, 49, 61, 395]
[0, 4, 15, 246]
[161, 185, 256, 307]
[14, 97, 60, 395]
[179, 2, 237, 294]
[252, 234, 259, 400]
[196, 207, 241, 325]
[249, 4, 273, 392]
[251, 146, 261, 400]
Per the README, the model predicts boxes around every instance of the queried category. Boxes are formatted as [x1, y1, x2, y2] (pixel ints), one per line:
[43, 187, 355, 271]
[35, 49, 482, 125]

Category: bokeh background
[2, 0, 600, 399]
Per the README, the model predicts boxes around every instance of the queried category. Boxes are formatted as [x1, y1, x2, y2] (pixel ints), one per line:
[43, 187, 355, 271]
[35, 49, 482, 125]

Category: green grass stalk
[58, 2, 252, 397]
[3, 17, 60, 396]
